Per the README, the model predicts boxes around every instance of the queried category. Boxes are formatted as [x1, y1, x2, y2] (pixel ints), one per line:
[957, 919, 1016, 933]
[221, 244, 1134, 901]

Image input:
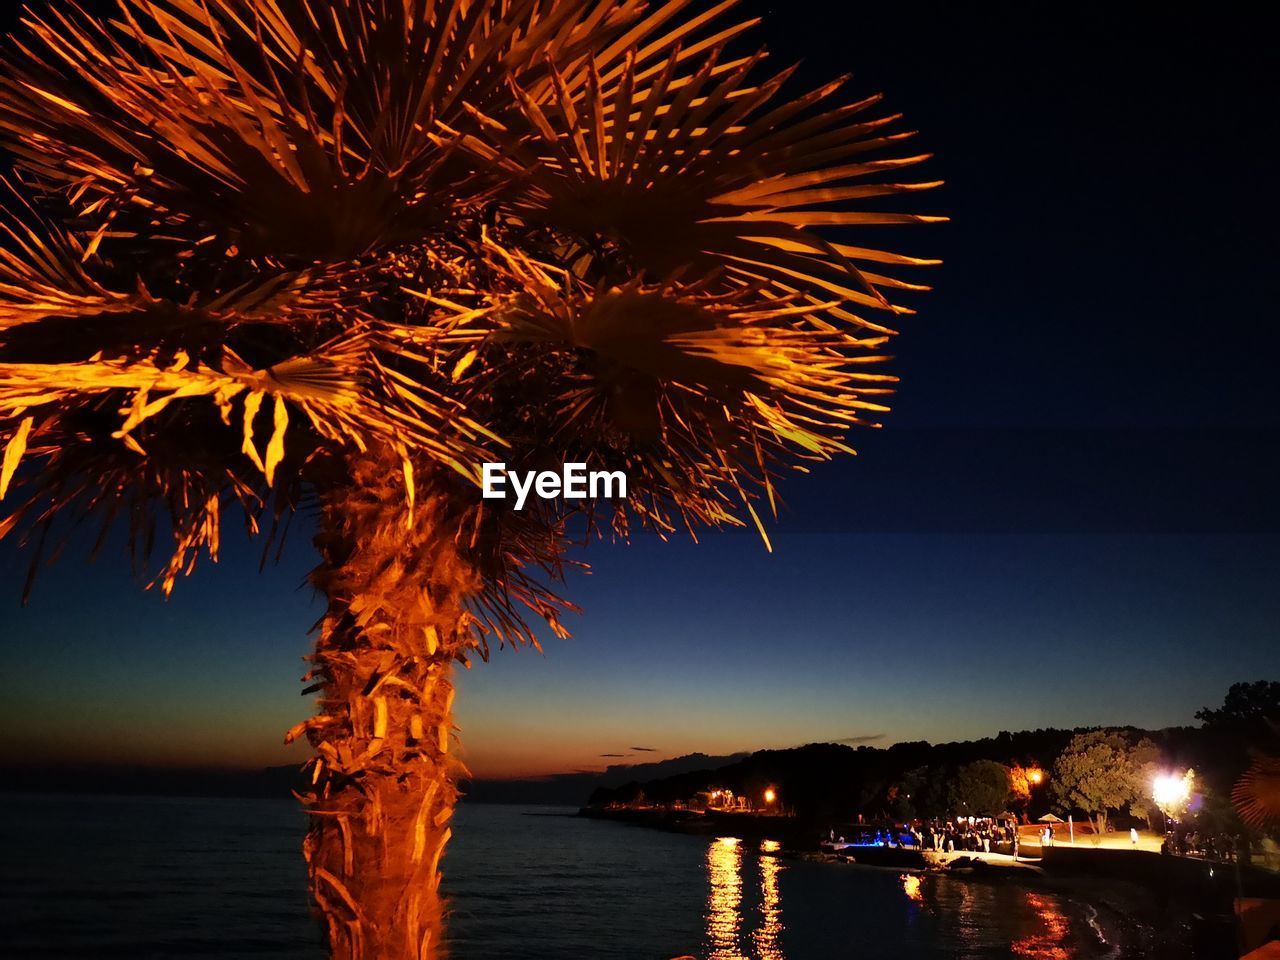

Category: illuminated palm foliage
[1234, 755, 1280, 829]
[0, 1, 939, 956]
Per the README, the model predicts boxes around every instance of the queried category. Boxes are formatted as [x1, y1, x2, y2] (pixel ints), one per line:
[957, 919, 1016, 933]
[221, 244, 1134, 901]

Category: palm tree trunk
[297, 447, 478, 960]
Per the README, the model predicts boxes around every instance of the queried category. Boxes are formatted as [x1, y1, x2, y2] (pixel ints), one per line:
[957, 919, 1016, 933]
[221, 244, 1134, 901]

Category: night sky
[1, 1, 1277, 780]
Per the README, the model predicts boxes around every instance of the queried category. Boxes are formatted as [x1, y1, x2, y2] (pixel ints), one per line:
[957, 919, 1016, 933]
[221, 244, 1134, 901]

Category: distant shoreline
[579, 805, 1254, 958]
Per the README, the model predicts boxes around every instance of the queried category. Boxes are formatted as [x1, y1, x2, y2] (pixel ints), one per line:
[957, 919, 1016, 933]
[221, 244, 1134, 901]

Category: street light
[1153, 770, 1193, 812]
[1152, 769, 1194, 831]
[763, 787, 777, 807]
[1027, 768, 1044, 786]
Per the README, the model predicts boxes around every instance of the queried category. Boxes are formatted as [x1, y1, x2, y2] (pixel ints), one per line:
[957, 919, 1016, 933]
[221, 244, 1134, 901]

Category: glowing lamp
[1152, 769, 1194, 816]
[763, 788, 777, 805]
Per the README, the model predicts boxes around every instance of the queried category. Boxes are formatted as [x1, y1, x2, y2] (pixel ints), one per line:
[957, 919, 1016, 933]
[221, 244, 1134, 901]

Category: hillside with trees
[588, 681, 1280, 841]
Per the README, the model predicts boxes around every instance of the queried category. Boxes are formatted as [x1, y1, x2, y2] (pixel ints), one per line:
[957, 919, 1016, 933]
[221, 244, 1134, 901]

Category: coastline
[581, 806, 1238, 958]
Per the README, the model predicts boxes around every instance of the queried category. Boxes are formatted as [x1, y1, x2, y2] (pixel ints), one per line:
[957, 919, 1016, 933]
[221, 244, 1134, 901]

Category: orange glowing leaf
[239, 390, 266, 474]
[263, 395, 288, 486]
[18, 82, 89, 116]
[450, 348, 479, 381]
[0, 415, 33, 500]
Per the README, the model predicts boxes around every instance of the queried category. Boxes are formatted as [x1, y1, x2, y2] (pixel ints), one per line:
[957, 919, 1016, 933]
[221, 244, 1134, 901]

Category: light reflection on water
[0, 800, 1112, 959]
[899, 872, 1079, 960]
[706, 838, 745, 959]
[753, 841, 784, 960]
[1012, 891, 1072, 960]
[706, 838, 785, 960]
[901, 873, 923, 902]
[704, 838, 1086, 960]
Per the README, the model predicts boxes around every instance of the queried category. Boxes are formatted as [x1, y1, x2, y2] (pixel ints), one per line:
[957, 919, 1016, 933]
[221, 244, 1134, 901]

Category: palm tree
[0, 1, 940, 956]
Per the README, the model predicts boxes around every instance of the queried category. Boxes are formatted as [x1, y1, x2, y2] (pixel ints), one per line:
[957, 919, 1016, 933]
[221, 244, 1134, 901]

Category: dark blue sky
[1, 0, 1278, 777]
[3, 525, 1276, 777]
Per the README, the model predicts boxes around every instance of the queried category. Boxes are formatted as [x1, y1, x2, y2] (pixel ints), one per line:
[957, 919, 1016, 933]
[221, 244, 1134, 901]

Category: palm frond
[0, 179, 491, 595]
[1234, 755, 1280, 828]
[461, 23, 942, 333]
[0, 0, 657, 259]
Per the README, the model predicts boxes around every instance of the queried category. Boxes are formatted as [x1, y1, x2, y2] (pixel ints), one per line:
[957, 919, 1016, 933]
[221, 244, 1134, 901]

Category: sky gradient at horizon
[1, 0, 1278, 780]
[3, 527, 1277, 779]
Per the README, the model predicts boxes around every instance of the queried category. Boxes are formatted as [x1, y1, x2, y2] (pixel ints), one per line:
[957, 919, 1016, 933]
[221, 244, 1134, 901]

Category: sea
[0, 796, 1120, 959]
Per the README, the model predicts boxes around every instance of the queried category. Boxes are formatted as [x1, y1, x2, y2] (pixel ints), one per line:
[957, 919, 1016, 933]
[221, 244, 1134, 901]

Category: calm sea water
[0, 796, 1115, 959]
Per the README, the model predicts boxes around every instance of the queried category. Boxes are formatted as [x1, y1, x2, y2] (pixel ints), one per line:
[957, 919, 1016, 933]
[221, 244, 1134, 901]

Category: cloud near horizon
[631, 746, 658, 752]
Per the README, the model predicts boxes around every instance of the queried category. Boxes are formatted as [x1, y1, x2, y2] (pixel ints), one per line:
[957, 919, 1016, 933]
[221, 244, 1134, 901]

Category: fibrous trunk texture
[298, 446, 478, 960]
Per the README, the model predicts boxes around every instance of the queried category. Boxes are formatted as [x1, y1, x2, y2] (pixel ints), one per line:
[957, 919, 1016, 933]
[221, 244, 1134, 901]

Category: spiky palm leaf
[446, 32, 942, 540]
[0, 0, 655, 258]
[1235, 755, 1280, 828]
[0, 174, 490, 595]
